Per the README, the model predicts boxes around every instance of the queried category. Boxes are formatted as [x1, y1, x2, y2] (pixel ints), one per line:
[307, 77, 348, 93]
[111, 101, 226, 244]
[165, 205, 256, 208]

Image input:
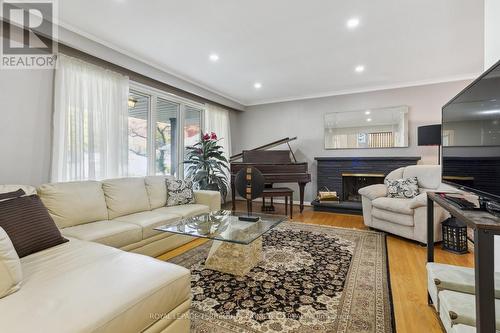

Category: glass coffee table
[155, 210, 287, 276]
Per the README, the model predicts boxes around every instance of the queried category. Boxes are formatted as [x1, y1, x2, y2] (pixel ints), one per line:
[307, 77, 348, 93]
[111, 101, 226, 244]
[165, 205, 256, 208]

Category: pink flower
[210, 132, 217, 140]
[202, 133, 210, 141]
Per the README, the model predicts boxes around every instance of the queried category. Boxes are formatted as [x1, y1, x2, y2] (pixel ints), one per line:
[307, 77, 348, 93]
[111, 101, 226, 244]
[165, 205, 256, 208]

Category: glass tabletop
[154, 210, 287, 245]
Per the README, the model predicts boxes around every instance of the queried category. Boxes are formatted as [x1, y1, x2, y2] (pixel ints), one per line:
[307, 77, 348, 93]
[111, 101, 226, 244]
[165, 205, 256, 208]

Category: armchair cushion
[409, 192, 428, 209]
[403, 165, 441, 189]
[358, 184, 387, 201]
[372, 197, 414, 215]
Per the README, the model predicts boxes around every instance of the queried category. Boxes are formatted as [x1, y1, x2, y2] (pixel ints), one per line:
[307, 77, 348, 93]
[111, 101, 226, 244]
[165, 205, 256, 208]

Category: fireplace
[342, 173, 385, 201]
[312, 156, 421, 214]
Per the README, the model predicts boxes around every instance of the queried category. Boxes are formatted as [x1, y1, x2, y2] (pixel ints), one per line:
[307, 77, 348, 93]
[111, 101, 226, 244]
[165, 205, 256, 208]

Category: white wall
[231, 80, 471, 202]
[484, 0, 500, 272]
[0, 69, 54, 185]
[485, 0, 500, 69]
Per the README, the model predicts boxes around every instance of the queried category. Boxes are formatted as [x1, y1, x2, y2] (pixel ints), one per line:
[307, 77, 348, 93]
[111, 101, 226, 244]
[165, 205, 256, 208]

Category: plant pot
[203, 183, 220, 192]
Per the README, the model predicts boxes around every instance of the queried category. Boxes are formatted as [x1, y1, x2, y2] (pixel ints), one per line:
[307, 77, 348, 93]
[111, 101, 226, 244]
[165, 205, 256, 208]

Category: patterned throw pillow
[385, 177, 420, 199]
[166, 179, 195, 206]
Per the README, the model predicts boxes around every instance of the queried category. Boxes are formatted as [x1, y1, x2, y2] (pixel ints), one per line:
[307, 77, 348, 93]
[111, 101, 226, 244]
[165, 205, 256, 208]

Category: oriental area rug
[169, 222, 395, 333]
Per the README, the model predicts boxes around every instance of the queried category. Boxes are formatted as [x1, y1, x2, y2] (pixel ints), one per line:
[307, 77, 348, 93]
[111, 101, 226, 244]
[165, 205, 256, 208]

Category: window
[156, 98, 180, 176]
[127, 82, 204, 178]
[128, 91, 150, 177]
[184, 105, 203, 175]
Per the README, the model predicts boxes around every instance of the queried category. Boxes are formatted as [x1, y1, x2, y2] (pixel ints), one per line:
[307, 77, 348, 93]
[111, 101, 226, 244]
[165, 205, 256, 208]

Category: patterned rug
[169, 222, 394, 333]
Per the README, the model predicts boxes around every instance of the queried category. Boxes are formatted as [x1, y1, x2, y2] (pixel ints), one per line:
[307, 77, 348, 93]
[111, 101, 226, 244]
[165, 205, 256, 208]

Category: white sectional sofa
[0, 176, 221, 333]
[37, 176, 221, 257]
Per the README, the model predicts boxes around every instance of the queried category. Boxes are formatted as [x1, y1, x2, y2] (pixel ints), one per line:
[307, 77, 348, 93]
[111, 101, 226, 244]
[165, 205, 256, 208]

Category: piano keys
[229, 137, 311, 213]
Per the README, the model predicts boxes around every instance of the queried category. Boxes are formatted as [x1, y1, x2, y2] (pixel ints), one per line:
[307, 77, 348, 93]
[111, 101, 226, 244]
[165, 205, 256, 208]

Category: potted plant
[184, 132, 230, 202]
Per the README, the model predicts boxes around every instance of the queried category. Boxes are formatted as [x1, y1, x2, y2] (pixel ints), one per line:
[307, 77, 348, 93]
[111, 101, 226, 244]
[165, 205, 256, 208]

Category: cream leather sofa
[358, 165, 454, 244]
[0, 177, 221, 333]
[38, 176, 221, 257]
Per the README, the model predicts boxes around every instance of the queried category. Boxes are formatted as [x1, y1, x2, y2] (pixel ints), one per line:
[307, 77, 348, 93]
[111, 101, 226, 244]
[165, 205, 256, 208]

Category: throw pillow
[0, 189, 25, 202]
[0, 195, 68, 258]
[0, 227, 23, 298]
[385, 177, 420, 199]
[166, 179, 195, 206]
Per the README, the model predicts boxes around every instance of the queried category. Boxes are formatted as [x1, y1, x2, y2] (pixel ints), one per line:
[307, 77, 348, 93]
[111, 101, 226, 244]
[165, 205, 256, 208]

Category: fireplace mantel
[312, 156, 421, 214]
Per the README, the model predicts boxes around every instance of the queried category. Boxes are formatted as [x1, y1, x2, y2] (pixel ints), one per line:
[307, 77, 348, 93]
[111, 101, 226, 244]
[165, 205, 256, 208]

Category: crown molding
[245, 74, 480, 106]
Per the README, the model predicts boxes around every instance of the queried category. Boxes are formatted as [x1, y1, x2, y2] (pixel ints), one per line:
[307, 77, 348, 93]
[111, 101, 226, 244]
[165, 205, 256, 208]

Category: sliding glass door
[156, 98, 180, 176]
[127, 91, 150, 177]
[128, 83, 204, 178]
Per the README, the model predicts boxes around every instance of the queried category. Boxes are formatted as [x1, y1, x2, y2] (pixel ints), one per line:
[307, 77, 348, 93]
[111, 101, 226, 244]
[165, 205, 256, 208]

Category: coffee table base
[204, 237, 263, 276]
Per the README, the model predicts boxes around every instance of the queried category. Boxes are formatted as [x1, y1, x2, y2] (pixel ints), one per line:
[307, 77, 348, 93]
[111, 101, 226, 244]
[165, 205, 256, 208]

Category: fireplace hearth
[312, 157, 421, 214]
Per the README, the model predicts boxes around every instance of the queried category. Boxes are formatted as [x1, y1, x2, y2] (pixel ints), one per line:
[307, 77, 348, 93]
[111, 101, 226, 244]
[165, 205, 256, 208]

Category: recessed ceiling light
[355, 65, 365, 73]
[347, 18, 360, 29]
[365, 110, 371, 115]
[366, 118, 372, 122]
[254, 82, 262, 89]
[209, 53, 219, 62]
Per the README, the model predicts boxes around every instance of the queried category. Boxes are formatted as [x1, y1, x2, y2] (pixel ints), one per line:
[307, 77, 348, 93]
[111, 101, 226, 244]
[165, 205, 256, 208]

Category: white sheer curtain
[51, 54, 129, 182]
[204, 104, 232, 162]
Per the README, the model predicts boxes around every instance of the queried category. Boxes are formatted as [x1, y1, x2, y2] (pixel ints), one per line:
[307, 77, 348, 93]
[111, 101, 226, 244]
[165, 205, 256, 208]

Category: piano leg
[299, 182, 306, 213]
[231, 180, 236, 211]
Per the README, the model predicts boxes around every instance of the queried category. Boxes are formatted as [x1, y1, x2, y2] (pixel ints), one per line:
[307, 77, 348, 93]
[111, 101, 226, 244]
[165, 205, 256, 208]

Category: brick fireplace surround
[312, 157, 421, 214]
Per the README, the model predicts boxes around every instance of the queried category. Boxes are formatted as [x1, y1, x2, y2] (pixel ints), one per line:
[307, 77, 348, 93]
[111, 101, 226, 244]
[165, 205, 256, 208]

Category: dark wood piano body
[229, 138, 311, 213]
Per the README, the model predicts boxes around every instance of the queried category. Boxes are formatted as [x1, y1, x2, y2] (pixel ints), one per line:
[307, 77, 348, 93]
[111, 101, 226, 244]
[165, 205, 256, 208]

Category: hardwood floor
[158, 201, 474, 332]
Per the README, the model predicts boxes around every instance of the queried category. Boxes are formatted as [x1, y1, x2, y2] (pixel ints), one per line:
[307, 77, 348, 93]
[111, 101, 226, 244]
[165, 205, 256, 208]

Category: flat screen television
[442, 59, 500, 202]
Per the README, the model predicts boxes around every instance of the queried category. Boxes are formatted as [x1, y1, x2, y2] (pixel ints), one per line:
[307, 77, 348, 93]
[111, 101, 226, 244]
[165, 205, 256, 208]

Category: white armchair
[358, 165, 455, 244]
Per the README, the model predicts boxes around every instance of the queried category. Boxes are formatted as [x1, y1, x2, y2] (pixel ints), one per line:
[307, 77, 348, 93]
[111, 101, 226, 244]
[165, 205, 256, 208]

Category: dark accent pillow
[0, 189, 25, 201]
[166, 179, 195, 206]
[385, 177, 420, 199]
[0, 195, 68, 258]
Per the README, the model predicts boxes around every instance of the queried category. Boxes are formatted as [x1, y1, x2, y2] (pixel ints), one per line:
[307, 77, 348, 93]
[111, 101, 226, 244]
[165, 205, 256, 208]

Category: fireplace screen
[342, 174, 385, 201]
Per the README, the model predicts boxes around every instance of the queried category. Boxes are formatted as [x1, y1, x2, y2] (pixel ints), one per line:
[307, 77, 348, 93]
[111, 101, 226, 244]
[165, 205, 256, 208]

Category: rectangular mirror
[324, 105, 409, 149]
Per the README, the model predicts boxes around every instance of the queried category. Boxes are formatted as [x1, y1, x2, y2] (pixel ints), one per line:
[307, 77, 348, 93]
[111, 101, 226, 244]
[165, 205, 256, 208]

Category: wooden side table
[262, 187, 294, 219]
[427, 192, 500, 332]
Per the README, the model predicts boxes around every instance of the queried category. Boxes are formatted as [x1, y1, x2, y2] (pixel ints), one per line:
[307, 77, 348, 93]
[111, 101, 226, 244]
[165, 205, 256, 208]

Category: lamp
[417, 124, 442, 164]
[441, 217, 468, 254]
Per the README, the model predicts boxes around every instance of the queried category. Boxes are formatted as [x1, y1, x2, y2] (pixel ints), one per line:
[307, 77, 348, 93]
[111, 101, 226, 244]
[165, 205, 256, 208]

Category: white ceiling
[57, 0, 484, 106]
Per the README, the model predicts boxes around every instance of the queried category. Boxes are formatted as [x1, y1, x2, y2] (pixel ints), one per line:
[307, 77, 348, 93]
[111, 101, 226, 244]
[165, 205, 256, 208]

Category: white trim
[246, 73, 480, 106]
[130, 81, 206, 109]
[56, 20, 247, 107]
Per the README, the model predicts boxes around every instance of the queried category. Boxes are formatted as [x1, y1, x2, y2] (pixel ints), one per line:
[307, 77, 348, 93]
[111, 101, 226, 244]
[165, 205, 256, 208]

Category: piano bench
[262, 187, 294, 219]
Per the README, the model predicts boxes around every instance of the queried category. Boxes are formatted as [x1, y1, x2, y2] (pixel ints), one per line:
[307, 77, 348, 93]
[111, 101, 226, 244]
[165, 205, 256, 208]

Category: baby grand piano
[230, 137, 311, 213]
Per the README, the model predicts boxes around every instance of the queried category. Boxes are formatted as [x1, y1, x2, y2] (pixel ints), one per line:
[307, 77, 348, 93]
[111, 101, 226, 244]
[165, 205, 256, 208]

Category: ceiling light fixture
[209, 53, 219, 62]
[365, 110, 371, 115]
[355, 65, 365, 73]
[347, 18, 360, 29]
[254, 82, 262, 89]
[366, 118, 372, 122]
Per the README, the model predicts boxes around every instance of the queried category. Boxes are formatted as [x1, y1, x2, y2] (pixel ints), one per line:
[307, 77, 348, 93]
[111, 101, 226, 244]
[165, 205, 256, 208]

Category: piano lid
[229, 137, 298, 162]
